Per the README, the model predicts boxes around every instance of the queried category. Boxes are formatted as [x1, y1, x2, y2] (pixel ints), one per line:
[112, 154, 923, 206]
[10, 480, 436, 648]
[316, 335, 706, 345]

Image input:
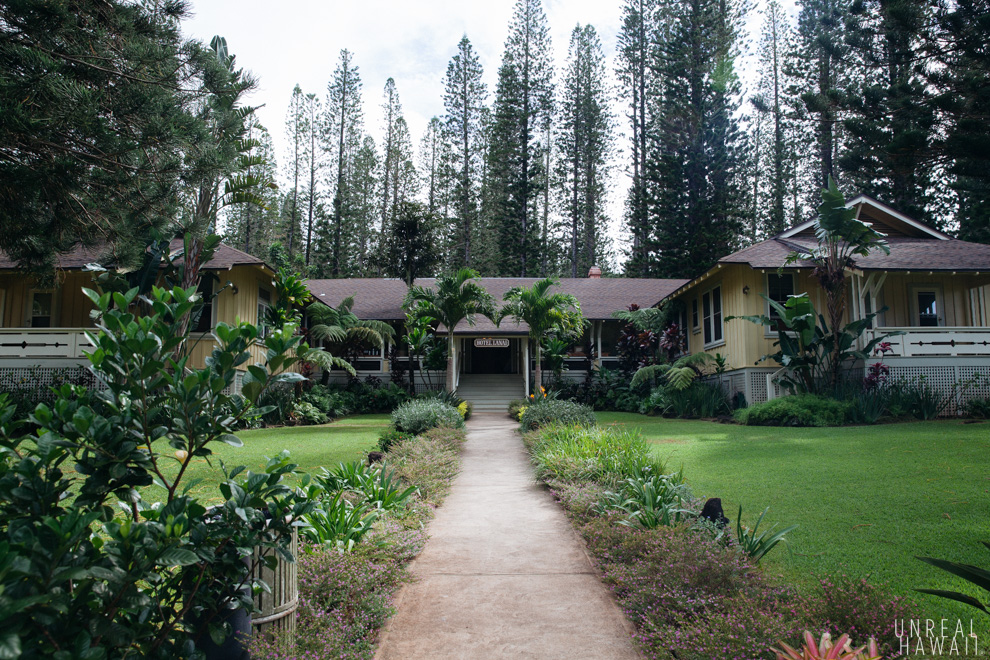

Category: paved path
[376, 414, 641, 660]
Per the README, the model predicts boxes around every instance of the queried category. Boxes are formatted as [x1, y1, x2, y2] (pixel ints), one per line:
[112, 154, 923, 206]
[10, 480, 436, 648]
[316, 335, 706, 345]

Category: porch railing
[0, 328, 95, 359]
[870, 326, 990, 357]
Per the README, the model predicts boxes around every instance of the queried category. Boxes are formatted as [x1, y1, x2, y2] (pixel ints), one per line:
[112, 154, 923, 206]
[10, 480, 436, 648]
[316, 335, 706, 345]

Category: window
[30, 291, 53, 328]
[193, 278, 215, 333]
[691, 298, 700, 332]
[766, 273, 795, 321]
[257, 287, 272, 338]
[917, 291, 939, 327]
[702, 286, 723, 346]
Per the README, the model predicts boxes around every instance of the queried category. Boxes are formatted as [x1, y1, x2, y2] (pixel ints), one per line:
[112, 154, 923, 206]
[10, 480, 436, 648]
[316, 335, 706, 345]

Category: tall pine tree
[442, 36, 488, 268]
[556, 24, 615, 277]
[841, 0, 936, 224]
[486, 0, 554, 276]
[644, 0, 745, 278]
[616, 0, 659, 275]
[322, 49, 364, 277]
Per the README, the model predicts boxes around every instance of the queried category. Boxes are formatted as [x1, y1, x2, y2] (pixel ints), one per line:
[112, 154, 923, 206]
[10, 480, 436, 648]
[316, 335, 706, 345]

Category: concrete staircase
[456, 374, 526, 413]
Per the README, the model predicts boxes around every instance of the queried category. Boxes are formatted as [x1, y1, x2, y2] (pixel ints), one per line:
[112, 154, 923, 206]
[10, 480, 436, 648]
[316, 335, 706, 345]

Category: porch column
[523, 338, 530, 396]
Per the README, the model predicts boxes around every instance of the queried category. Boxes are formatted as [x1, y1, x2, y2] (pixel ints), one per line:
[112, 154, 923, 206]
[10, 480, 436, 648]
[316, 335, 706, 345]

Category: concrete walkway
[376, 414, 641, 660]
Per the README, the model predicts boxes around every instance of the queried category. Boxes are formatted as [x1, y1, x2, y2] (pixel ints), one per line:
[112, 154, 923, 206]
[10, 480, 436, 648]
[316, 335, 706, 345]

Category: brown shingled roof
[306, 277, 688, 332]
[0, 240, 269, 272]
[718, 236, 990, 272]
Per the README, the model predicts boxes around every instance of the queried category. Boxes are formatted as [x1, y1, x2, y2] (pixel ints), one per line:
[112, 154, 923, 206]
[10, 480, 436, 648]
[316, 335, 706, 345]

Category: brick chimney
[588, 265, 602, 279]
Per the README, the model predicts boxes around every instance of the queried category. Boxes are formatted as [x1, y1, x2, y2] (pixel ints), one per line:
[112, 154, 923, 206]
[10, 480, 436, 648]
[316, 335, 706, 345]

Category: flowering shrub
[794, 575, 918, 657]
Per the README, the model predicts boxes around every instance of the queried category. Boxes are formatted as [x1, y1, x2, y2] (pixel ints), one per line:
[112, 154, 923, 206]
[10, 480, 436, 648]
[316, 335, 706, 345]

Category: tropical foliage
[405, 268, 497, 392]
[0, 285, 321, 657]
[502, 277, 586, 394]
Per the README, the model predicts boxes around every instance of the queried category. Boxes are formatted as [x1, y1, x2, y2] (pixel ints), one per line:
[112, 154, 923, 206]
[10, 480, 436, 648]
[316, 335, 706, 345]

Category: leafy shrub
[519, 398, 596, 430]
[526, 424, 668, 487]
[598, 469, 692, 529]
[313, 461, 418, 513]
[299, 489, 378, 552]
[508, 399, 526, 419]
[292, 400, 329, 425]
[391, 399, 464, 435]
[551, 368, 648, 412]
[962, 396, 990, 419]
[378, 428, 413, 452]
[735, 505, 797, 563]
[735, 394, 851, 427]
[257, 382, 297, 425]
[640, 381, 730, 418]
[0, 285, 320, 657]
[899, 376, 951, 419]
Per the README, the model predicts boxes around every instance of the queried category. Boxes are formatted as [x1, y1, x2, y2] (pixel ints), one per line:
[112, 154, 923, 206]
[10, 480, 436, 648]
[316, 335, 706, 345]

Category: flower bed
[525, 424, 918, 659]
[252, 426, 466, 659]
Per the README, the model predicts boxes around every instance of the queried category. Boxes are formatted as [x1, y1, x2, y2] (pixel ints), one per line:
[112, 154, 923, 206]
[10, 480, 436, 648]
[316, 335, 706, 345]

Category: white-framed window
[257, 287, 272, 338]
[29, 290, 54, 328]
[702, 285, 723, 347]
[910, 285, 943, 327]
[691, 298, 700, 333]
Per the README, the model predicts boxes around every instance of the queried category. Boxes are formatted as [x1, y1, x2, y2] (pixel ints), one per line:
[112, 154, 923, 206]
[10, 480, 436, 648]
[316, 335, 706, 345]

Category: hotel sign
[474, 338, 509, 348]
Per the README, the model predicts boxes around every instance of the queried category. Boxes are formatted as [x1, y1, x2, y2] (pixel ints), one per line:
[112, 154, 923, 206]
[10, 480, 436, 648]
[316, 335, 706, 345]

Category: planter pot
[194, 523, 299, 659]
[250, 528, 299, 640]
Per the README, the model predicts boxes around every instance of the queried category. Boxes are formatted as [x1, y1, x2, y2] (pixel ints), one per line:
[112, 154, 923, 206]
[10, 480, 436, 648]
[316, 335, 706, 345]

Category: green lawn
[597, 412, 990, 620]
[149, 414, 390, 504]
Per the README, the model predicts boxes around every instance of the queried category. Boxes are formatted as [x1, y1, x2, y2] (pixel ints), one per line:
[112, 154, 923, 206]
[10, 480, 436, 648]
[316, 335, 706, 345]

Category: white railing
[871, 327, 990, 357]
[0, 328, 95, 359]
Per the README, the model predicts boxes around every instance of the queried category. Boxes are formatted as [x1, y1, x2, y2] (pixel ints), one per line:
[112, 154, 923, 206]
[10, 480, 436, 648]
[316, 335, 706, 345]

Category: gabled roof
[0, 240, 270, 272]
[662, 196, 990, 301]
[780, 193, 953, 241]
[306, 277, 689, 333]
[717, 236, 990, 272]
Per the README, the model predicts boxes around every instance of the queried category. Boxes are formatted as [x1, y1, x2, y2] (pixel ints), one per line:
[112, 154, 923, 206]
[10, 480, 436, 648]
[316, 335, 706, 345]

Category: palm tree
[308, 296, 396, 370]
[502, 278, 586, 395]
[405, 269, 497, 393]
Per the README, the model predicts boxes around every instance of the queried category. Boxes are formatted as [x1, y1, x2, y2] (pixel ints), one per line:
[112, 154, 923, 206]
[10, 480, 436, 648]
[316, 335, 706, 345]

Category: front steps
[456, 374, 525, 413]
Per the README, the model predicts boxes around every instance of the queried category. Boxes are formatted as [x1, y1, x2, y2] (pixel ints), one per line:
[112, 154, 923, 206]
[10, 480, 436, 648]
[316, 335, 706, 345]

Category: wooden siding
[674, 265, 990, 370]
[0, 271, 95, 328]
[0, 265, 273, 370]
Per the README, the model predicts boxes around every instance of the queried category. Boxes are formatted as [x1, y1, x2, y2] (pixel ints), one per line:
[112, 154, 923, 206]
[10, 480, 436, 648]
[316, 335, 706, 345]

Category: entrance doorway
[462, 337, 520, 375]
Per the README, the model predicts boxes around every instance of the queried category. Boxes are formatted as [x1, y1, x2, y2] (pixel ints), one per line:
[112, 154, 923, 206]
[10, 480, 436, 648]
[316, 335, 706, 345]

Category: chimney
[588, 266, 602, 279]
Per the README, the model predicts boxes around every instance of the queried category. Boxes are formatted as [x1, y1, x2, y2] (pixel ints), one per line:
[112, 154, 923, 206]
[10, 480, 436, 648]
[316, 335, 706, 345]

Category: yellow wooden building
[0, 241, 277, 390]
[663, 195, 990, 404]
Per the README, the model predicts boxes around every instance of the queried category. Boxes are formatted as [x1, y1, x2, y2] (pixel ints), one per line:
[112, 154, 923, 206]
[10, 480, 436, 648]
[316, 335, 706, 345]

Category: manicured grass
[596, 412, 990, 622]
[149, 414, 390, 504]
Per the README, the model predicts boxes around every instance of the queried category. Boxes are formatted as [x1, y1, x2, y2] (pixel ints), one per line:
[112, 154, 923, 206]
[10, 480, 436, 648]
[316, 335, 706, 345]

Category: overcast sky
[183, 0, 796, 260]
